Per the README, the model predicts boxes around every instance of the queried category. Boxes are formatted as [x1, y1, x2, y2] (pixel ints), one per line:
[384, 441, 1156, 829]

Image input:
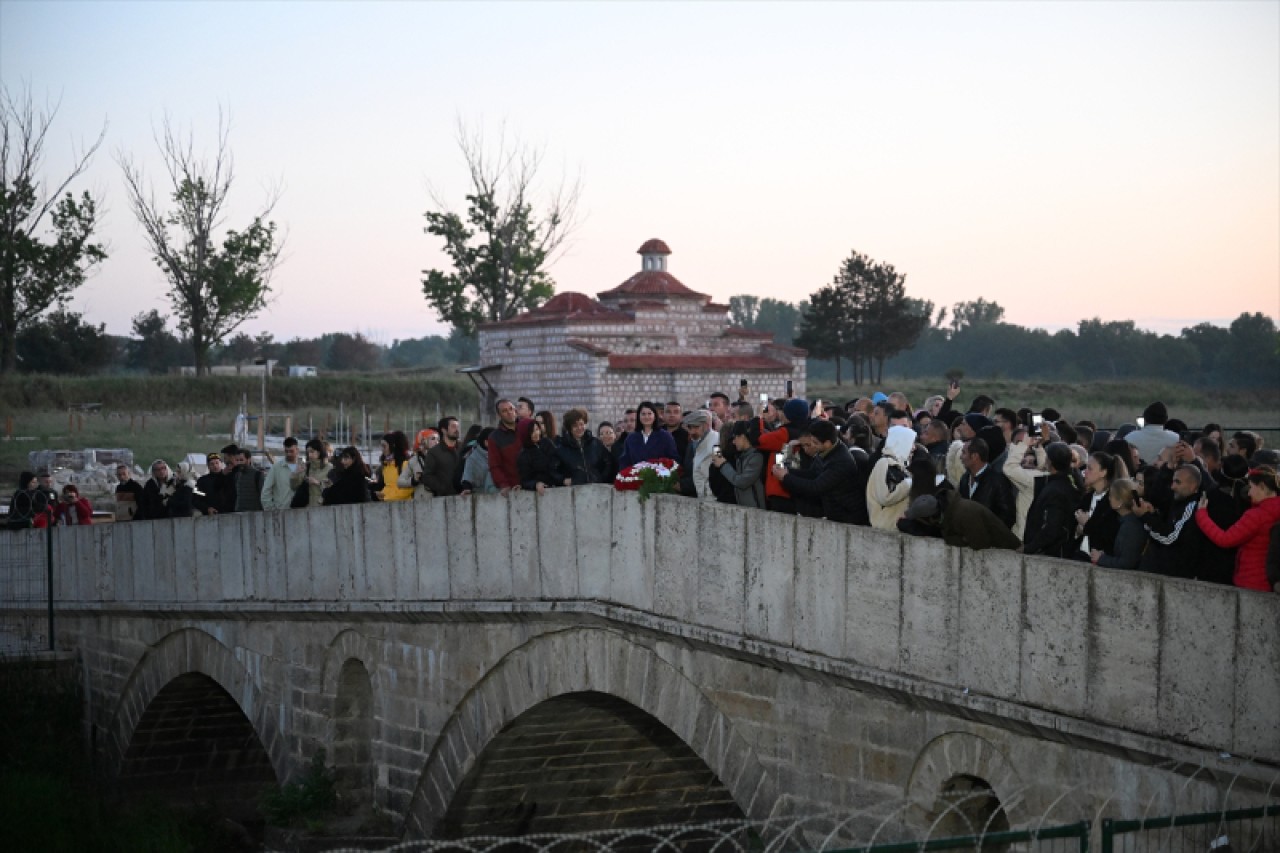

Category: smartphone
[740, 378, 748, 388]
[785, 380, 793, 397]
[1032, 414, 1043, 427]
[775, 452, 785, 466]
[1136, 417, 1145, 428]
[712, 445, 720, 456]
[759, 392, 768, 405]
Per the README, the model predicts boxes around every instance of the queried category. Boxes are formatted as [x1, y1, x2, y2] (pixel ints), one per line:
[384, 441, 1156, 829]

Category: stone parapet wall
[30, 487, 1280, 766]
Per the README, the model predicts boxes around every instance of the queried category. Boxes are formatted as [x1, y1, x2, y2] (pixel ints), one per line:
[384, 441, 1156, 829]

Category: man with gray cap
[678, 409, 717, 500]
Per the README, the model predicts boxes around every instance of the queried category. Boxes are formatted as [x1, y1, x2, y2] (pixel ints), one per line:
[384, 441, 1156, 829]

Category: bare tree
[0, 84, 107, 374]
[422, 118, 582, 337]
[118, 111, 282, 374]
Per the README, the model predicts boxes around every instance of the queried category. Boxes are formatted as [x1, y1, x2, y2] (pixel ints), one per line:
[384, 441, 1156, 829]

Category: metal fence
[0, 526, 53, 655]
[1101, 804, 1280, 853]
[329, 819, 1093, 853]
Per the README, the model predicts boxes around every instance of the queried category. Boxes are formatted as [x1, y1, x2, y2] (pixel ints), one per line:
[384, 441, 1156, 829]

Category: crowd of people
[6, 384, 1278, 594]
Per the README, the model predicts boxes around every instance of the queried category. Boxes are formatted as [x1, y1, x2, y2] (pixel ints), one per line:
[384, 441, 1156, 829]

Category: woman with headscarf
[867, 424, 916, 530]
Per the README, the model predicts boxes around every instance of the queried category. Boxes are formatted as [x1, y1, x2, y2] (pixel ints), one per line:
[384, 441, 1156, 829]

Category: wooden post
[284, 415, 293, 439]
[141, 414, 147, 432]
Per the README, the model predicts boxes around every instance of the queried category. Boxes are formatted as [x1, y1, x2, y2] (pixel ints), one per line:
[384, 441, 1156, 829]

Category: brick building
[473, 239, 805, 423]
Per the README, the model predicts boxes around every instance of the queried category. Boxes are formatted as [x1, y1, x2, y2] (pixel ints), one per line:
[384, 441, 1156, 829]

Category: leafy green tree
[422, 123, 580, 337]
[127, 309, 186, 374]
[218, 331, 258, 365]
[949, 298, 1005, 335]
[325, 332, 381, 372]
[0, 86, 107, 374]
[16, 308, 114, 374]
[796, 284, 853, 385]
[1219, 312, 1280, 387]
[284, 337, 324, 367]
[118, 114, 282, 375]
[729, 295, 760, 327]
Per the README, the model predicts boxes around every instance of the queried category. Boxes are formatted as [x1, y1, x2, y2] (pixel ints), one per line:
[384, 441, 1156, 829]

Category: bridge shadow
[437, 691, 745, 842]
[118, 671, 276, 822]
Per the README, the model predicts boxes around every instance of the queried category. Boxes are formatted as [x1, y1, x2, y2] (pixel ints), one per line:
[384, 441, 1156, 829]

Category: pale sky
[3, 0, 1277, 344]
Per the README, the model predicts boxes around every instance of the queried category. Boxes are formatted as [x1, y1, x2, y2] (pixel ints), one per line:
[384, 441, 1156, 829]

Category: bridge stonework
[13, 485, 1278, 838]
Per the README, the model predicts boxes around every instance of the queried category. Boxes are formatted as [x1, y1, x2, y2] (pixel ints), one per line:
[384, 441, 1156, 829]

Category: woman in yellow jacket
[377, 430, 415, 501]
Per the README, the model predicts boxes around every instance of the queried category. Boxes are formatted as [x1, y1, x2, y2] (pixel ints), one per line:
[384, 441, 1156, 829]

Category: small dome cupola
[638, 238, 672, 272]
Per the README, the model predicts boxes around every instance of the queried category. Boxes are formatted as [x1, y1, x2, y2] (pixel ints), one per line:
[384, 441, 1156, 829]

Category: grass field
[2, 373, 1277, 489]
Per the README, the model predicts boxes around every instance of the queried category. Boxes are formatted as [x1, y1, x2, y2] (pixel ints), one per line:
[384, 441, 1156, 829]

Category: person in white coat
[867, 424, 916, 529]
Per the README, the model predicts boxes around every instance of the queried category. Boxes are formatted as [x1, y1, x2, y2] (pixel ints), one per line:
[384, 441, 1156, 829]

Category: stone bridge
[7, 485, 1279, 840]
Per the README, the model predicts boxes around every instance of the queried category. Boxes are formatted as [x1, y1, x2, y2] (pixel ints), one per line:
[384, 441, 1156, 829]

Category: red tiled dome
[637, 239, 672, 255]
[597, 271, 705, 300]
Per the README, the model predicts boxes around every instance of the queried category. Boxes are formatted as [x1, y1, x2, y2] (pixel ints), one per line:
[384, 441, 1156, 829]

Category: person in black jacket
[555, 408, 612, 486]
[137, 460, 194, 520]
[956, 437, 1016, 530]
[773, 421, 861, 524]
[517, 418, 560, 495]
[1071, 450, 1129, 561]
[1089, 478, 1145, 570]
[194, 452, 235, 515]
[323, 446, 372, 506]
[1022, 443, 1084, 558]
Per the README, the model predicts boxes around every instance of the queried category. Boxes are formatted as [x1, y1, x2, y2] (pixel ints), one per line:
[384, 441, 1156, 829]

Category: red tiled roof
[608, 355, 791, 371]
[479, 291, 633, 328]
[724, 327, 773, 339]
[637, 238, 672, 255]
[597, 270, 707, 300]
[703, 302, 730, 312]
[565, 338, 611, 357]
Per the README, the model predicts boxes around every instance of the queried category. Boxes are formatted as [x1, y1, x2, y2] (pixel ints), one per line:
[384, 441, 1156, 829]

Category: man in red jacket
[488, 399, 524, 495]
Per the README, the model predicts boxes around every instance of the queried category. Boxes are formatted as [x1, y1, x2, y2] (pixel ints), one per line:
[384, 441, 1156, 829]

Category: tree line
[732, 255, 1279, 388]
[10, 307, 479, 375]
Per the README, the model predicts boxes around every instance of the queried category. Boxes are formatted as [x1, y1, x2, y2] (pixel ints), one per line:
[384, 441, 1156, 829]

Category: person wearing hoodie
[867, 424, 916, 530]
[460, 428, 498, 494]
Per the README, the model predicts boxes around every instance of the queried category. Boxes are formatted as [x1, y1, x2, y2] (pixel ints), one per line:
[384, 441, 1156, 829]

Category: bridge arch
[319, 628, 383, 809]
[403, 627, 778, 839]
[108, 627, 286, 785]
[905, 732, 1027, 836]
